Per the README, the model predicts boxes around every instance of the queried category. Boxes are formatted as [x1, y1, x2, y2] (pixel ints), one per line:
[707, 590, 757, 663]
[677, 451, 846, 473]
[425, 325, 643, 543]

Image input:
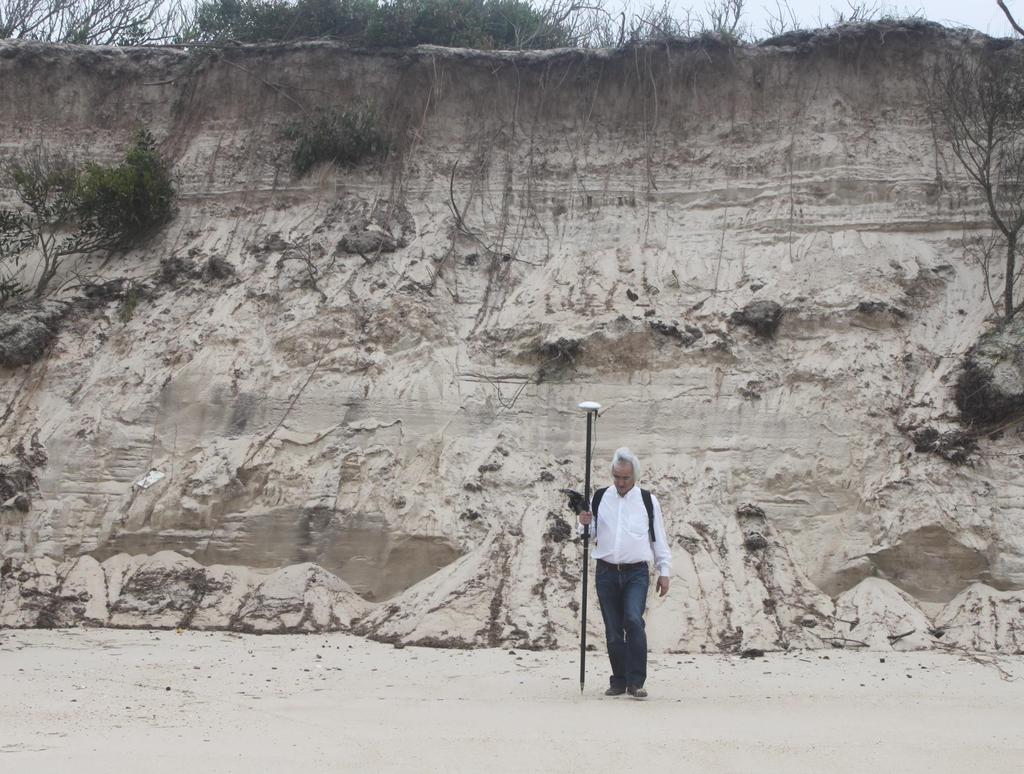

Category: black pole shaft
[580, 410, 593, 692]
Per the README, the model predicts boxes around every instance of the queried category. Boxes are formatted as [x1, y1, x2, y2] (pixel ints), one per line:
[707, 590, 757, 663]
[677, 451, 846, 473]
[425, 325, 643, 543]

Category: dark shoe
[604, 685, 626, 696]
[627, 685, 648, 699]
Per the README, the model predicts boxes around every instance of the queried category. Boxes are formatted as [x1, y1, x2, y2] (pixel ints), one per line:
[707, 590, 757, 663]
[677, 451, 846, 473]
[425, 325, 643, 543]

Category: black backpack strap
[590, 487, 608, 535]
[640, 488, 656, 542]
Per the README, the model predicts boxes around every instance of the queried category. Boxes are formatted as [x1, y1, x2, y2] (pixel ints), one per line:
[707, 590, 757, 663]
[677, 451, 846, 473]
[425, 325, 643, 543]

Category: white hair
[610, 447, 641, 480]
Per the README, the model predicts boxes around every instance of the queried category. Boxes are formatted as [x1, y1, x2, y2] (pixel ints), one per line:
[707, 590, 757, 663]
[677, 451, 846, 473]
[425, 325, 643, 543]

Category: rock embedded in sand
[205, 255, 236, 280]
[730, 300, 784, 338]
[0, 464, 35, 503]
[0, 300, 68, 368]
[337, 230, 397, 256]
[909, 426, 976, 464]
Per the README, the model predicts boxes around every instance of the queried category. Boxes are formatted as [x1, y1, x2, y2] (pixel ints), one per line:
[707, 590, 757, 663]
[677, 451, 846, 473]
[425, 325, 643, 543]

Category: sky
[668, 1, 1022, 38]
[747, 1, 1017, 35]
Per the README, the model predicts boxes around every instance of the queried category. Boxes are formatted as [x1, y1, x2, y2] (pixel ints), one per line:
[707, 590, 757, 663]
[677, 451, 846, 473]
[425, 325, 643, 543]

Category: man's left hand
[656, 576, 670, 597]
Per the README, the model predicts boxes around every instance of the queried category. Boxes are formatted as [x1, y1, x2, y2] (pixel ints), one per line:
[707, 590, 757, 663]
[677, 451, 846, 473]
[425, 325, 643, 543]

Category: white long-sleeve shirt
[584, 485, 672, 578]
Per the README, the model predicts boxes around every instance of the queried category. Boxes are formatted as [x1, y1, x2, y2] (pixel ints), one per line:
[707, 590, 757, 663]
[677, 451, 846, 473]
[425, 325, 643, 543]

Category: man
[578, 447, 671, 699]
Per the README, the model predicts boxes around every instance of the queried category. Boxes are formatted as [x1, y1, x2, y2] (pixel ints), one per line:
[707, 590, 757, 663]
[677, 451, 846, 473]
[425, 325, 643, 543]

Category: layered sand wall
[1, 24, 1022, 650]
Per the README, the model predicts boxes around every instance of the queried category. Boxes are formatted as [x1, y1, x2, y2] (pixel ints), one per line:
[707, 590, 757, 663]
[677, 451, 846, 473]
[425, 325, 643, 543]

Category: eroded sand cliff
[1, 22, 1022, 651]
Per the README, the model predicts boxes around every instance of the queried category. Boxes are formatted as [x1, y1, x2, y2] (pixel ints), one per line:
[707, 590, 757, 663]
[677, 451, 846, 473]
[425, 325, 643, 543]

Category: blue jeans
[595, 562, 650, 689]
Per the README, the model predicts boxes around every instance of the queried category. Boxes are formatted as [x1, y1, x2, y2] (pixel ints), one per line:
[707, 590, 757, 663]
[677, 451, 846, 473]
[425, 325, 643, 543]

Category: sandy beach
[1, 629, 1021, 773]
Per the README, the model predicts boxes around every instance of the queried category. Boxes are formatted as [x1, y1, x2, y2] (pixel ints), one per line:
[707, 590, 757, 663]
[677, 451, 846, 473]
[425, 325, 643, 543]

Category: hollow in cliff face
[867, 527, 991, 603]
[90, 511, 462, 602]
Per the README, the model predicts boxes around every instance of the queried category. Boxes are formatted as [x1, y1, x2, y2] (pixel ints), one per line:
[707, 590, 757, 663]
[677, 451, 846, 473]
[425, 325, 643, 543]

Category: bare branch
[931, 49, 1024, 319]
[0, 0, 190, 44]
[998, 0, 1024, 37]
[704, 0, 745, 36]
[765, 0, 799, 36]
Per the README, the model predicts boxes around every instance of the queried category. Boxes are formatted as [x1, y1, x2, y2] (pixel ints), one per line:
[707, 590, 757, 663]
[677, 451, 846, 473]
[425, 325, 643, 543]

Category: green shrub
[0, 130, 176, 297]
[191, 0, 375, 42]
[285, 104, 391, 176]
[367, 0, 567, 48]
[189, 0, 568, 48]
[76, 130, 176, 246]
[118, 281, 145, 322]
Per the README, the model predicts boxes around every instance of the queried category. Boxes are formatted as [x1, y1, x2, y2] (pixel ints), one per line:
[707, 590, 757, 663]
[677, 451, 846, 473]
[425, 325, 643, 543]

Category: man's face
[612, 461, 635, 497]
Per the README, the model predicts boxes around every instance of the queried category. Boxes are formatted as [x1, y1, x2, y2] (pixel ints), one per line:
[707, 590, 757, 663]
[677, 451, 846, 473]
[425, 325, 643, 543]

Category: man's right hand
[578, 510, 593, 526]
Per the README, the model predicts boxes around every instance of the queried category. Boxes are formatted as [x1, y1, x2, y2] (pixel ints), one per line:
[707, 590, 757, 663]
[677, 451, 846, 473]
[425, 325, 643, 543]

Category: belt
[597, 559, 648, 571]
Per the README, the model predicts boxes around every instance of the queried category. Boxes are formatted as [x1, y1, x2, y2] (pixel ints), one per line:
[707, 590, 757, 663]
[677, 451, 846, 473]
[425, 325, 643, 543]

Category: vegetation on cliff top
[190, 0, 574, 49]
[0, 0, 951, 50]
